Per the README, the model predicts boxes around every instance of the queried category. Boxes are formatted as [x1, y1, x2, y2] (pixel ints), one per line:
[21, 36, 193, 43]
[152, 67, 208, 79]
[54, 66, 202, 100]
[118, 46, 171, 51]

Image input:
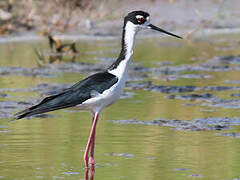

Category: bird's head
[124, 11, 182, 39]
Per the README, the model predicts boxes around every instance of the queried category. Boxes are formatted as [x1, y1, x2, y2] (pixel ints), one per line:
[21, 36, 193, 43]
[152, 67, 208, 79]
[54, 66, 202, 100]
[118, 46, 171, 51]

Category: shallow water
[1, 33, 240, 179]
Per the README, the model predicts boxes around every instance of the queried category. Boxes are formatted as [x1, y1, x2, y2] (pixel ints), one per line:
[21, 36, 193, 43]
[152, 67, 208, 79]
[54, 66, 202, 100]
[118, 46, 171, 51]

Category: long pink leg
[89, 115, 96, 165]
[89, 126, 96, 165]
[84, 112, 99, 168]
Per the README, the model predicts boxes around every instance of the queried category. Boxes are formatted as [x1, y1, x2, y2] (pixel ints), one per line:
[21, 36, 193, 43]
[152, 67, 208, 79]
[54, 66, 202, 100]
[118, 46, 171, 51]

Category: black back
[16, 72, 118, 119]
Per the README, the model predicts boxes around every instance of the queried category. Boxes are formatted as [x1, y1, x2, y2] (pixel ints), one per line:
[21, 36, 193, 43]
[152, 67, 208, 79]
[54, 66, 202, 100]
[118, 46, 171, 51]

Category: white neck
[108, 21, 138, 78]
[124, 21, 138, 55]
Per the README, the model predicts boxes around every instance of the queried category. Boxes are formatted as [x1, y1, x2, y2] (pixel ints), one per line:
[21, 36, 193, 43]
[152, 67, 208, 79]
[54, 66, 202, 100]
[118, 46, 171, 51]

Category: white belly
[80, 77, 126, 114]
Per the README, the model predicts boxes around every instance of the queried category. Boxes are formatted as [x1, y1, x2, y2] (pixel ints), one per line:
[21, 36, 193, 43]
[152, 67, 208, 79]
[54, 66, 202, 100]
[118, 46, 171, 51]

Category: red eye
[137, 17, 144, 23]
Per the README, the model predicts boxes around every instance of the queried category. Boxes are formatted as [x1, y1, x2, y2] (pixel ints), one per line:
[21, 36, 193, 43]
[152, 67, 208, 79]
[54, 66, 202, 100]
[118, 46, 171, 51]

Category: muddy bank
[1, 1, 240, 39]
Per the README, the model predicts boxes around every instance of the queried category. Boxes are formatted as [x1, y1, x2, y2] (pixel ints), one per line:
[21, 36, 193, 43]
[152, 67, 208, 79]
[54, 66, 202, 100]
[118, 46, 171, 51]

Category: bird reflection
[84, 166, 95, 180]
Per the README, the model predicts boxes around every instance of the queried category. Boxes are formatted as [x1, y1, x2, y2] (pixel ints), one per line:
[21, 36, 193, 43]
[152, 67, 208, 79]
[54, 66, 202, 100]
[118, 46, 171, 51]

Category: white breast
[81, 56, 132, 114]
[80, 79, 124, 113]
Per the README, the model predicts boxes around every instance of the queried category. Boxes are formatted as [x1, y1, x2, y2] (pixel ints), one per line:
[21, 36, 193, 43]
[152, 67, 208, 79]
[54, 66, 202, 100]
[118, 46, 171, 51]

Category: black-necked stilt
[15, 11, 182, 168]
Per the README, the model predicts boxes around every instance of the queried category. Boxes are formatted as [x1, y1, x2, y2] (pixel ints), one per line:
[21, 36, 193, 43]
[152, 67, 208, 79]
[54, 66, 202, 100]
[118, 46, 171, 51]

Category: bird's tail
[14, 108, 44, 120]
[14, 92, 69, 120]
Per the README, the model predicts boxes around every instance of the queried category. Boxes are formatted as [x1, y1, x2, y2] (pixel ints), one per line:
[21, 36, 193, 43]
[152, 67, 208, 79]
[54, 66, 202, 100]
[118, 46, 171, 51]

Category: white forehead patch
[145, 16, 150, 25]
[136, 15, 144, 19]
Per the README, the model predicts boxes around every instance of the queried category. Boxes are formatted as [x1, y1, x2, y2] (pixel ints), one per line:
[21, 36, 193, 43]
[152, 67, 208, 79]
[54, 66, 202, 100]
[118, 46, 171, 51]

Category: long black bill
[148, 24, 182, 39]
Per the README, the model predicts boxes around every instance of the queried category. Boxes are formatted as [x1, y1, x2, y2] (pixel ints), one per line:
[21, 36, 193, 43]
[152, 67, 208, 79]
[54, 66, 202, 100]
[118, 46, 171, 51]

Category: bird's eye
[137, 17, 145, 23]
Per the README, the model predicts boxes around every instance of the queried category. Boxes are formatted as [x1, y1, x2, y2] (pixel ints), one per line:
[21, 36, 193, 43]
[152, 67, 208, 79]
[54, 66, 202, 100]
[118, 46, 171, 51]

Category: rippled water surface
[1, 33, 240, 179]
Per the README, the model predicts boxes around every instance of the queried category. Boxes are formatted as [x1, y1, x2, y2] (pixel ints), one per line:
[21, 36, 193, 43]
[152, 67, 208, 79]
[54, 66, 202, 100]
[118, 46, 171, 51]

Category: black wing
[15, 72, 118, 119]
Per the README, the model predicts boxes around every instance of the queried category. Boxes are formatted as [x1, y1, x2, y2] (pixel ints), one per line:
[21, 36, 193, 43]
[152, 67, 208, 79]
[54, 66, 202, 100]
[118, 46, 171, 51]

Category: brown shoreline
[0, 0, 239, 37]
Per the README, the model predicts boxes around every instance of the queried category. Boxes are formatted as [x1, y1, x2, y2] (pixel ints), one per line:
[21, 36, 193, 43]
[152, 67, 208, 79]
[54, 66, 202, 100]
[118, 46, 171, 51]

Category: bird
[48, 34, 62, 50]
[48, 34, 78, 54]
[47, 34, 78, 63]
[15, 11, 182, 168]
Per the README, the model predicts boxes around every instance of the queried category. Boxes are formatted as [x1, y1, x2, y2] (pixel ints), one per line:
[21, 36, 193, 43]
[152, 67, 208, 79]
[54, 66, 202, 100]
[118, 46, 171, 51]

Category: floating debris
[120, 91, 136, 99]
[126, 81, 153, 91]
[156, 74, 211, 81]
[230, 93, 240, 97]
[104, 153, 134, 157]
[203, 86, 240, 91]
[201, 99, 240, 109]
[94, 57, 115, 62]
[110, 118, 232, 131]
[216, 132, 240, 138]
[188, 174, 202, 178]
[225, 80, 240, 84]
[0, 62, 106, 78]
[0, 66, 57, 78]
[210, 55, 240, 64]
[168, 93, 214, 101]
[0, 130, 9, 133]
[0, 125, 9, 133]
[151, 85, 198, 94]
[151, 64, 232, 77]
[127, 82, 240, 95]
[0, 93, 7, 98]
[194, 117, 240, 126]
[62, 171, 80, 176]
[173, 168, 189, 171]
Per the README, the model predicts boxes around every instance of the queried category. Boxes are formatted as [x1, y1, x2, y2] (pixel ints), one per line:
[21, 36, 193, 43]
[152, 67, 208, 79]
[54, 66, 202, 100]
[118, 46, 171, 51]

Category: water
[1, 33, 240, 179]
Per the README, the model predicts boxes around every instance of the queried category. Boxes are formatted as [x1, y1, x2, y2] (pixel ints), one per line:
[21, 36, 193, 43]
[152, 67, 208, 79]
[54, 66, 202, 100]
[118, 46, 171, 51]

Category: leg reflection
[84, 166, 95, 180]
